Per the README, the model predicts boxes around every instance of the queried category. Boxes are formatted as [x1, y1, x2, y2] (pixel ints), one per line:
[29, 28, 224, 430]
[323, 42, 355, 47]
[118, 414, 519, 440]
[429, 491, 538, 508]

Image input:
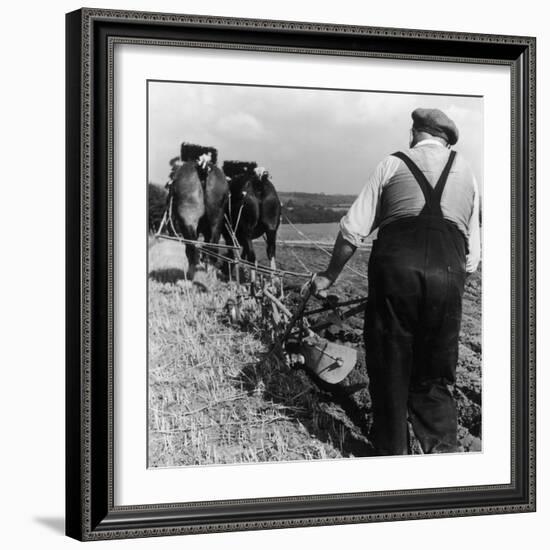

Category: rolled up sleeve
[339, 156, 399, 247]
[465, 176, 481, 273]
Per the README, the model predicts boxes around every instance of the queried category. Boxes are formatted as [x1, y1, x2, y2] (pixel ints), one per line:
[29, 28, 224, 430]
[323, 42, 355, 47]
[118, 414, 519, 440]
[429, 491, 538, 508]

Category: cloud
[215, 112, 266, 140]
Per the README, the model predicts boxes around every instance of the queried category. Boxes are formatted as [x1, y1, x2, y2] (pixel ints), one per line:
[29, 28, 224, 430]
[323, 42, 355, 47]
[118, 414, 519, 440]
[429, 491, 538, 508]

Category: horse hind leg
[181, 224, 200, 281]
[203, 219, 225, 274]
[265, 228, 281, 294]
[241, 235, 257, 285]
[265, 229, 277, 272]
[199, 221, 212, 270]
[220, 222, 237, 281]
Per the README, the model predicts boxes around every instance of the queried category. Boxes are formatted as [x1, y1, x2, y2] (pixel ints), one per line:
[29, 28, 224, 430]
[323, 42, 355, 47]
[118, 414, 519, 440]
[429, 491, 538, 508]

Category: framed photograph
[66, 8, 536, 541]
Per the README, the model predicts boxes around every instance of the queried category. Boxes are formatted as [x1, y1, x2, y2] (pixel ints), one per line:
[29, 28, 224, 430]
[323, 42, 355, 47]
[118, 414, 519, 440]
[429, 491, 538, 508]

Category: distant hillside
[280, 205, 342, 224]
[278, 191, 355, 209]
[278, 191, 354, 224]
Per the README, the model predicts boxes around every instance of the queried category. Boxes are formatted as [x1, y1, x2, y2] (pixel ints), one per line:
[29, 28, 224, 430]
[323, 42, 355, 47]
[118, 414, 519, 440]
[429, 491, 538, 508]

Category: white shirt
[340, 139, 481, 273]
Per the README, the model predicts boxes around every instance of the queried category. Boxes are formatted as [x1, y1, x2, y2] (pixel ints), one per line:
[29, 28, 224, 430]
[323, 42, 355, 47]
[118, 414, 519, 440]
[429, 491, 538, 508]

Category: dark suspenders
[391, 150, 457, 217]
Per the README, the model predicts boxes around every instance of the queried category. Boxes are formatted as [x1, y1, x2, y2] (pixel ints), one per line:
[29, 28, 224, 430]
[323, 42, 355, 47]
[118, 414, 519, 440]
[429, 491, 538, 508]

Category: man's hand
[310, 272, 334, 298]
[302, 231, 357, 298]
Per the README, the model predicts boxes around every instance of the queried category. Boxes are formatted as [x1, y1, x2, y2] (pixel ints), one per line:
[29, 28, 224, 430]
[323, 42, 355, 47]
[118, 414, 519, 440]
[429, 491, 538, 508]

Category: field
[148, 224, 482, 467]
[277, 222, 341, 244]
[277, 192, 355, 206]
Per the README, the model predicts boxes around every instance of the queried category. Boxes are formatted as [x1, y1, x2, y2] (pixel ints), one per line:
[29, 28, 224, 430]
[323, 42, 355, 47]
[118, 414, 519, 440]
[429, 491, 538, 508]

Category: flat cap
[412, 108, 459, 145]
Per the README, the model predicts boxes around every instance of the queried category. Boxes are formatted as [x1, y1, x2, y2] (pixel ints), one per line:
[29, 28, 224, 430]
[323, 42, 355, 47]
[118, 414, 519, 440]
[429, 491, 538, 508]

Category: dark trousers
[365, 217, 467, 455]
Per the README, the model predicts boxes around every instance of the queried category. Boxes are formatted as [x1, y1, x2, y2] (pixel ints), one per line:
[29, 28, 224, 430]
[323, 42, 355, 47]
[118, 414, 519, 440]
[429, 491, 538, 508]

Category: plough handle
[303, 296, 368, 317]
[309, 302, 368, 332]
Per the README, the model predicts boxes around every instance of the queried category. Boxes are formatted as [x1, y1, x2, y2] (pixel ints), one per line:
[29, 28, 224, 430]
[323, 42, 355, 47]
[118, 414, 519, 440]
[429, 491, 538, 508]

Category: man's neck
[413, 138, 448, 149]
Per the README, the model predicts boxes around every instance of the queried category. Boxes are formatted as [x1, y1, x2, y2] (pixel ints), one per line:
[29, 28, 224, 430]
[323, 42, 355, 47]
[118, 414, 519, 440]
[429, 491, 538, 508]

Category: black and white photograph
[147, 81, 483, 467]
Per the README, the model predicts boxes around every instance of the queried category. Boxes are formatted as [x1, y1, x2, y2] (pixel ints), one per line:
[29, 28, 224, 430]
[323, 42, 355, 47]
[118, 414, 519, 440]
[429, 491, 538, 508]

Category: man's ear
[409, 128, 417, 148]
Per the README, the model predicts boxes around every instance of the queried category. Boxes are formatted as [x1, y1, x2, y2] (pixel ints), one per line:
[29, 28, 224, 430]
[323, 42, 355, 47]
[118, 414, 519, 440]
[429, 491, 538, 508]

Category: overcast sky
[148, 81, 483, 196]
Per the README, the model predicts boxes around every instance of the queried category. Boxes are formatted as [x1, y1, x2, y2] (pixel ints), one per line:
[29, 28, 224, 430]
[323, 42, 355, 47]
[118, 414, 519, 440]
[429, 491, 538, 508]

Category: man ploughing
[311, 108, 481, 455]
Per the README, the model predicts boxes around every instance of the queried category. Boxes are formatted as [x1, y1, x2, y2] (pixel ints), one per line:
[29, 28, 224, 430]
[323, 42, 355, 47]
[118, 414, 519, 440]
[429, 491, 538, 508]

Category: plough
[247, 277, 367, 384]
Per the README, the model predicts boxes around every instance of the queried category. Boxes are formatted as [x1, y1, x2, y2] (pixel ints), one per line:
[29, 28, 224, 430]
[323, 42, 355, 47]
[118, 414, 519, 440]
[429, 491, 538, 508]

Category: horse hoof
[192, 280, 208, 293]
[191, 269, 209, 292]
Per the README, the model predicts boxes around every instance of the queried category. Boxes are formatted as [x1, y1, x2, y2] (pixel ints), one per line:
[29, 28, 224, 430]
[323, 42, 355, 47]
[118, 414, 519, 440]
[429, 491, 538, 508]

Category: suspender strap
[391, 151, 433, 208]
[433, 150, 457, 207]
[391, 150, 457, 216]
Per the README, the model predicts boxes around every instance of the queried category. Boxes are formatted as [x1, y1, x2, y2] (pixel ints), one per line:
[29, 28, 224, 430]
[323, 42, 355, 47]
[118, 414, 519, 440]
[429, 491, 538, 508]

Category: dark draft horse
[171, 161, 228, 280]
[223, 169, 281, 275]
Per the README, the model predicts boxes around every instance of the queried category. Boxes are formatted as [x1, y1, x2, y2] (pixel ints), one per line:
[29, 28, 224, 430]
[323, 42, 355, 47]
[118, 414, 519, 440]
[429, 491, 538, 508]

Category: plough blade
[287, 334, 357, 384]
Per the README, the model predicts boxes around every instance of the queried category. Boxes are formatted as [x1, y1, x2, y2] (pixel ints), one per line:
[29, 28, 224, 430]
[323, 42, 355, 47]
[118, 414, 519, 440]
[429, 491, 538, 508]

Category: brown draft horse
[171, 161, 228, 280]
[223, 169, 281, 274]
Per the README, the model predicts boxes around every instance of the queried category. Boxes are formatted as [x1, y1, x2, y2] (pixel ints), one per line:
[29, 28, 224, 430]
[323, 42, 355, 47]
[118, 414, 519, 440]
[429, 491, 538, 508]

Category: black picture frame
[66, 8, 536, 541]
